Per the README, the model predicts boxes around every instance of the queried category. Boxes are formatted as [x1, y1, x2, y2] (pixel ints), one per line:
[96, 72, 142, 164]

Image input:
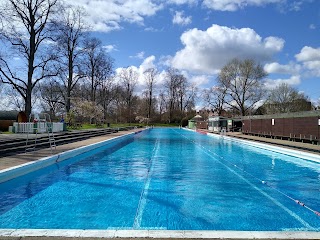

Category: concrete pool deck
[226, 132, 320, 155]
[0, 128, 319, 240]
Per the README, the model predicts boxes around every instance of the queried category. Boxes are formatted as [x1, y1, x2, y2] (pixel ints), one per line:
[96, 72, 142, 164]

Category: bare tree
[83, 37, 114, 103]
[0, 0, 59, 117]
[176, 75, 197, 116]
[143, 68, 158, 121]
[97, 75, 116, 120]
[39, 79, 65, 118]
[158, 90, 166, 122]
[176, 74, 187, 114]
[264, 83, 311, 113]
[218, 58, 267, 116]
[203, 86, 227, 115]
[0, 86, 25, 111]
[118, 67, 138, 123]
[163, 68, 181, 123]
[55, 6, 87, 113]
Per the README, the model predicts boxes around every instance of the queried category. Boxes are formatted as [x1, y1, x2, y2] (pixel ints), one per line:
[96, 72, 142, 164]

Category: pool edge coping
[0, 229, 319, 239]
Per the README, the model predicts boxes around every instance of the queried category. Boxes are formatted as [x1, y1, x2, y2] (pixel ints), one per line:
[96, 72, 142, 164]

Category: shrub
[181, 118, 188, 127]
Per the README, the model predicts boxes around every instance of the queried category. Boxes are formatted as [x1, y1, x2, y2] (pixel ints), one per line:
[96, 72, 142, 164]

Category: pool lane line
[207, 137, 320, 218]
[133, 139, 160, 229]
[176, 130, 315, 230]
[183, 130, 320, 218]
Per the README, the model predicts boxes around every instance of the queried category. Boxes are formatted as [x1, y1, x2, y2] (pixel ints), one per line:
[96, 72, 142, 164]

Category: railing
[13, 122, 64, 133]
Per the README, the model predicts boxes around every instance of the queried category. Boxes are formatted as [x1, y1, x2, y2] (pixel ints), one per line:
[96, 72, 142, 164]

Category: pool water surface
[0, 128, 319, 231]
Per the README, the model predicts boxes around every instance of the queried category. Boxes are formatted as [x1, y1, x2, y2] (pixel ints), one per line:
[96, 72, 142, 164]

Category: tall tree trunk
[26, 27, 36, 117]
[66, 53, 73, 113]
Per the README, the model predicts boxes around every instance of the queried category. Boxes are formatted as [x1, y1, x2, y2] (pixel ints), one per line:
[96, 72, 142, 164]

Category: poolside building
[188, 114, 207, 129]
[208, 116, 242, 132]
[242, 110, 320, 144]
[0, 111, 27, 132]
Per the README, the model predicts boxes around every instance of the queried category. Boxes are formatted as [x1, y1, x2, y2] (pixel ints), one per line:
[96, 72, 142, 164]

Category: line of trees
[0, 0, 197, 124]
[38, 66, 197, 124]
[203, 58, 314, 117]
[0, 0, 316, 124]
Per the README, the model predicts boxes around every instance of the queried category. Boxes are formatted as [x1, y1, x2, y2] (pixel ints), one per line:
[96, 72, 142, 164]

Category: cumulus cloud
[65, 0, 163, 32]
[136, 55, 168, 87]
[295, 46, 320, 62]
[159, 55, 173, 67]
[264, 75, 301, 89]
[202, 0, 282, 11]
[139, 55, 156, 73]
[102, 45, 118, 52]
[171, 24, 284, 74]
[264, 62, 301, 75]
[115, 55, 159, 89]
[295, 46, 320, 76]
[172, 11, 192, 25]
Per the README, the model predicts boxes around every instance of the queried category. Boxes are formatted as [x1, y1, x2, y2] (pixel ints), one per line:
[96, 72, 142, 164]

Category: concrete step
[0, 128, 119, 157]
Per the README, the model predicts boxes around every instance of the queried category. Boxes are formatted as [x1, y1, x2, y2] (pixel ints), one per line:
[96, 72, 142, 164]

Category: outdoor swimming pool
[0, 128, 319, 231]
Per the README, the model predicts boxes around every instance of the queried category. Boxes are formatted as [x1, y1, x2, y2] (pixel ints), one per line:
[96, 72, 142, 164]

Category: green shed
[188, 114, 203, 129]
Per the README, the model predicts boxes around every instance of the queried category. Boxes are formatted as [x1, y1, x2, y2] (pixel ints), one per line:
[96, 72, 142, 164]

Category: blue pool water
[0, 128, 319, 230]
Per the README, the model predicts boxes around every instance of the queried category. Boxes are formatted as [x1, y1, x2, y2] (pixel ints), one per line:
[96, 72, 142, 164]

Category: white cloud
[171, 24, 284, 74]
[202, 0, 282, 11]
[295, 46, 320, 62]
[102, 45, 117, 52]
[159, 55, 173, 67]
[264, 62, 301, 75]
[295, 46, 320, 76]
[189, 75, 210, 86]
[144, 27, 162, 32]
[130, 51, 145, 59]
[137, 55, 167, 87]
[115, 55, 160, 91]
[289, 0, 304, 11]
[309, 24, 316, 30]
[264, 75, 301, 89]
[167, 0, 197, 4]
[139, 55, 156, 73]
[172, 11, 192, 26]
[65, 0, 163, 32]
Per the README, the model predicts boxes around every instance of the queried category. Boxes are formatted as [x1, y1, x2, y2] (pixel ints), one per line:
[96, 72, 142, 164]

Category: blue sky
[31, 1, 320, 105]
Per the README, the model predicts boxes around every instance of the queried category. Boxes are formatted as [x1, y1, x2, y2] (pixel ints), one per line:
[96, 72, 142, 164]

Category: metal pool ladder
[25, 113, 56, 153]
